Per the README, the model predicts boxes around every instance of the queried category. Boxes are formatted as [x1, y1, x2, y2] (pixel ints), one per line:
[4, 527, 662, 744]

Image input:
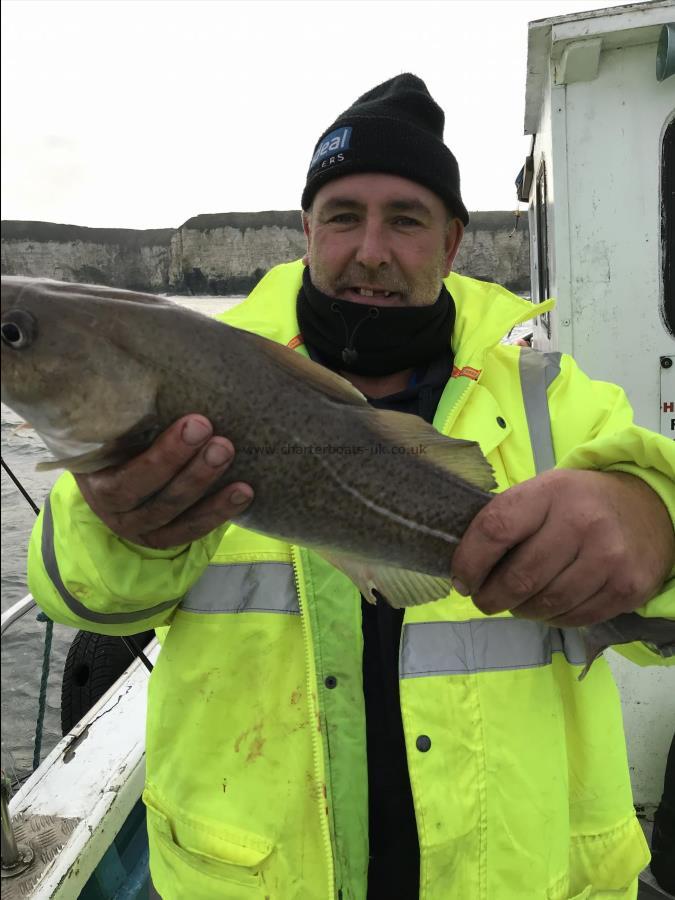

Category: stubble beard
[307, 248, 449, 308]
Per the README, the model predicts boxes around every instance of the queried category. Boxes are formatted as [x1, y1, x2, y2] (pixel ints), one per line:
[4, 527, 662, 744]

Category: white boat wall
[521, 0, 675, 815]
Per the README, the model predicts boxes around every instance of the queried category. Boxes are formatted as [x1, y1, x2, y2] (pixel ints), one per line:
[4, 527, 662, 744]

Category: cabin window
[663, 117, 674, 336]
[533, 161, 551, 338]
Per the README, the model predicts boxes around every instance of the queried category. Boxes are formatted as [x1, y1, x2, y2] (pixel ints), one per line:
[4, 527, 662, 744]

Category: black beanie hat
[301, 73, 469, 225]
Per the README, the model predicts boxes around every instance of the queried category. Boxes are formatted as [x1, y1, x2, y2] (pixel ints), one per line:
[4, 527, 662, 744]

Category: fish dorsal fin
[239, 330, 368, 407]
[370, 409, 497, 493]
[20, 278, 177, 308]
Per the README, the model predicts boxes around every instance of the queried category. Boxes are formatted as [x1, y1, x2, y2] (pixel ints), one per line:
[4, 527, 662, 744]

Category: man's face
[303, 173, 464, 308]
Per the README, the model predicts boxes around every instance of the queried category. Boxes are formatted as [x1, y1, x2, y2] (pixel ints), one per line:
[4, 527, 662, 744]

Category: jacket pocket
[144, 789, 273, 899]
[547, 815, 649, 899]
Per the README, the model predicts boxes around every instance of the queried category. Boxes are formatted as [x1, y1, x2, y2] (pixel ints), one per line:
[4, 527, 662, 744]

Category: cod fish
[2, 276, 673, 675]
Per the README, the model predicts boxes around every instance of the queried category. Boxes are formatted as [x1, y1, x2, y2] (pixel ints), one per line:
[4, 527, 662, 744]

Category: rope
[33, 611, 54, 771]
[508, 207, 521, 238]
[1, 456, 40, 515]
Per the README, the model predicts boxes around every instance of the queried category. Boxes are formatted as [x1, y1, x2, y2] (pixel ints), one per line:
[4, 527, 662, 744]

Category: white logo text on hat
[310, 127, 352, 168]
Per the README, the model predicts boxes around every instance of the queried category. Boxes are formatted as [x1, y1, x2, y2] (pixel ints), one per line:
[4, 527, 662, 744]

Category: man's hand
[451, 469, 675, 626]
[74, 415, 253, 550]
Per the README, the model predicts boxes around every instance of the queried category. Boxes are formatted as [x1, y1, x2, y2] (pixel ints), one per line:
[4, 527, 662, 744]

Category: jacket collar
[219, 260, 555, 370]
[446, 272, 554, 371]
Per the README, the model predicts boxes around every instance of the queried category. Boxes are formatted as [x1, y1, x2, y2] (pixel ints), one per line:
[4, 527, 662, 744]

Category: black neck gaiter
[296, 267, 455, 376]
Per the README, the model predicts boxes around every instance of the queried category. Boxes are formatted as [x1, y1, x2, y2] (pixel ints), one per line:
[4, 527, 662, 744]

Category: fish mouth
[339, 286, 406, 307]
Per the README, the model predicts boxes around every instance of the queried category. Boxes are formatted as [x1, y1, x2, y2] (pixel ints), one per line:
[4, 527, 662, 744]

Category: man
[28, 75, 674, 899]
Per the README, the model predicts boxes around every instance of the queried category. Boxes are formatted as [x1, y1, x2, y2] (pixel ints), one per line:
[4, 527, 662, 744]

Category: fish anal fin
[319, 550, 451, 609]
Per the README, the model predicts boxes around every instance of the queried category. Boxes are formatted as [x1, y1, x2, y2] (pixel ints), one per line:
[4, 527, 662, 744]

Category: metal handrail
[1, 771, 33, 877]
[1, 595, 37, 638]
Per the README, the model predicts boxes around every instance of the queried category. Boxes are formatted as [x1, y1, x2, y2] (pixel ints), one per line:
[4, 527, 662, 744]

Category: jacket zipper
[291, 545, 337, 899]
[409, 373, 476, 900]
[439, 375, 474, 436]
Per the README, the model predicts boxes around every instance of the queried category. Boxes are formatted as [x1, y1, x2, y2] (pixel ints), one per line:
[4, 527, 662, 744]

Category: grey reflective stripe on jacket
[181, 562, 299, 615]
[41, 495, 178, 625]
[179, 560, 588, 675]
[519, 349, 562, 474]
[400, 619, 586, 677]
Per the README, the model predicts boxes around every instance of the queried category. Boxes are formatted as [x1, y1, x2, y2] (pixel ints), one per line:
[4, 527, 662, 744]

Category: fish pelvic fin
[369, 409, 497, 493]
[319, 551, 451, 608]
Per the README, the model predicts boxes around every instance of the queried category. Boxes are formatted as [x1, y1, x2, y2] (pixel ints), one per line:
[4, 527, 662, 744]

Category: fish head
[1, 276, 163, 470]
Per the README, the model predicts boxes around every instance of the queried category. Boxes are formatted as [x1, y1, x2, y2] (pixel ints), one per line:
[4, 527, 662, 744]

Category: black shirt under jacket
[304, 340, 454, 900]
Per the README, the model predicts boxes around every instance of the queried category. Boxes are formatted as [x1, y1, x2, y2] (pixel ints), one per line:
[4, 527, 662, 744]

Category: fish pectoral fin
[320, 551, 451, 608]
[370, 409, 497, 492]
[36, 445, 130, 473]
[239, 330, 369, 407]
[12, 421, 34, 434]
[36, 416, 162, 474]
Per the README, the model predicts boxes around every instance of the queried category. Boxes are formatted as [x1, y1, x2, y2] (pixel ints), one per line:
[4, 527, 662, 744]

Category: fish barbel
[2, 276, 673, 673]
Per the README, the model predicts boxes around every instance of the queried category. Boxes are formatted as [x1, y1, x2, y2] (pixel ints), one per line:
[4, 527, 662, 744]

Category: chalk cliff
[0, 221, 173, 291]
[169, 212, 306, 295]
[1, 211, 529, 295]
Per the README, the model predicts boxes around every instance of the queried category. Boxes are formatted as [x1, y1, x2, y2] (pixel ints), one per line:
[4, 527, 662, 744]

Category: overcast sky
[1, 0, 632, 230]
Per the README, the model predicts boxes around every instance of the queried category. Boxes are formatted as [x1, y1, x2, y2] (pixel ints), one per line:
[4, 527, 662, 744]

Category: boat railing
[0, 589, 156, 896]
[1, 594, 38, 638]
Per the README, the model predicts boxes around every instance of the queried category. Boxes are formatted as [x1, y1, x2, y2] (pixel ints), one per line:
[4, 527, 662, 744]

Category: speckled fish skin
[0, 275, 495, 580]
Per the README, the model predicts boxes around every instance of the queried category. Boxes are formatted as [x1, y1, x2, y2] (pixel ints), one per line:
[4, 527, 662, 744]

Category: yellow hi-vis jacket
[28, 261, 675, 900]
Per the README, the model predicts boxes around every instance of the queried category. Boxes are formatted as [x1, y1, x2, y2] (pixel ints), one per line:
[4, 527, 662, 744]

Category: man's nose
[354, 220, 391, 269]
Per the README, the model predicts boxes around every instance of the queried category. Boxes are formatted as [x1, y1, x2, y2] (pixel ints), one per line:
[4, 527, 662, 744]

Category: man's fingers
[139, 482, 254, 550]
[508, 553, 608, 623]
[72, 415, 256, 548]
[452, 479, 551, 597]
[76, 415, 214, 514]
[545, 560, 657, 628]
[116, 436, 236, 535]
[470, 519, 580, 615]
[452, 469, 673, 625]
[545, 581, 616, 627]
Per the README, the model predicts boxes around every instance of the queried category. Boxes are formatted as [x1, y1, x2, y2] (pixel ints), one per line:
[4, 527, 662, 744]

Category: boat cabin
[521, 0, 675, 817]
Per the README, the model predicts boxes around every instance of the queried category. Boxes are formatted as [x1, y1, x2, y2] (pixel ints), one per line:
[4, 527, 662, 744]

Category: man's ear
[302, 212, 311, 266]
[443, 219, 464, 277]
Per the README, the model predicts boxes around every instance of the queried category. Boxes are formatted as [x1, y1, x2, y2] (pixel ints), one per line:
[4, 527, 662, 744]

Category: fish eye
[1, 310, 37, 349]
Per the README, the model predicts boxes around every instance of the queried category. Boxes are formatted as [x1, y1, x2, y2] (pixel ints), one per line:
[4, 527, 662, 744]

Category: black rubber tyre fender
[60, 630, 154, 735]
